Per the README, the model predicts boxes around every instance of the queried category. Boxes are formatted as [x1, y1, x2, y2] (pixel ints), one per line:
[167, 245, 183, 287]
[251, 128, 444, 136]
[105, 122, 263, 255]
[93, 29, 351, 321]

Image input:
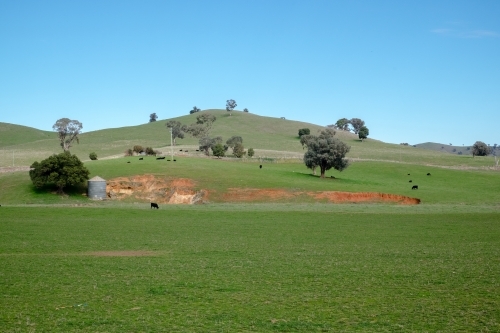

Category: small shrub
[145, 147, 156, 156]
[298, 128, 310, 137]
[124, 149, 133, 156]
[233, 143, 246, 158]
[133, 145, 144, 154]
[458, 151, 463, 155]
[212, 143, 225, 158]
[247, 148, 255, 158]
[89, 152, 97, 160]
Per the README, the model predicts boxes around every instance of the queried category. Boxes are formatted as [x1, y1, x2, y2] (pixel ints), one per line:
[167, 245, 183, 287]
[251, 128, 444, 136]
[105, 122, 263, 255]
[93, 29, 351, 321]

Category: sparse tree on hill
[166, 120, 187, 146]
[233, 142, 246, 158]
[243, 108, 249, 113]
[298, 128, 310, 137]
[190, 106, 201, 114]
[226, 136, 243, 148]
[53, 118, 83, 152]
[212, 143, 225, 158]
[29, 152, 90, 195]
[472, 141, 490, 157]
[226, 99, 237, 116]
[149, 113, 158, 122]
[349, 118, 365, 134]
[196, 113, 216, 128]
[358, 126, 369, 142]
[303, 130, 350, 178]
[199, 136, 223, 156]
[334, 118, 350, 131]
[185, 123, 208, 139]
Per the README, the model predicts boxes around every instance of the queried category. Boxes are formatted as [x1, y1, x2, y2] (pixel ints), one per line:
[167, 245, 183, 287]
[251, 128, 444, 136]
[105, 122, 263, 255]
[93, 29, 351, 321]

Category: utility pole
[170, 128, 173, 161]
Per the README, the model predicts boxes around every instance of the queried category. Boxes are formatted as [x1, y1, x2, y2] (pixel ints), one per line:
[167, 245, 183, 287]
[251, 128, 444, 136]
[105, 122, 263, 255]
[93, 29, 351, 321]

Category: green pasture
[1, 157, 500, 207]
[1, 113, 499, 332]
[1, 110, 497, 169]
[1, 207, 499, 332]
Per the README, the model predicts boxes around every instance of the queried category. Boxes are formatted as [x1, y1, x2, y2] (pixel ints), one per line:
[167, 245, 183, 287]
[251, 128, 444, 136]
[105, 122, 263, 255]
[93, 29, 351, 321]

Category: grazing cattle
[408, 173, 410, 175]
[173, 159, 177, 162]
[196, 149, 199, 152]
[179, 149, 183, 151]
[185, 150, 188, 152]
[427, 173, 431, 176]
[409, 180, 412, 182]
[151, 202, 159, 209]
[127, 161, 131, 163]
[412, 185, 418, 190]
[139, 157, 143, 160]
[156, 157, 165, 160]
[259, 165, 262, 169]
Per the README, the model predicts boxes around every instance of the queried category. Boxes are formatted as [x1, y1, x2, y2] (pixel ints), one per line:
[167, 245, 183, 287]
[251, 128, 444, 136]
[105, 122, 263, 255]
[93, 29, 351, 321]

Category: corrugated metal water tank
[88, 176, 107, 200]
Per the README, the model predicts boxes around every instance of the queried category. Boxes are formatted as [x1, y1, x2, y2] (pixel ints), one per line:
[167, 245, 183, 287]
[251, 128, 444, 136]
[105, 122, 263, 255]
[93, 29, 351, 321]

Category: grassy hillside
[1, 110, 499, 170]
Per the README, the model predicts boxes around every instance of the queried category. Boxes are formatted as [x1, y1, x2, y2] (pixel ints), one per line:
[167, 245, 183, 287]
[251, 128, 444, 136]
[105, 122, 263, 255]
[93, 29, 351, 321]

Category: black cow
[427, 173, 431, 176]
[259, 165, 262, 169]
[127, 161, 131, 163]
[151, 202, 159, 209]
[179, 149, 183, 151]
[408, 173, 410, 175]
[139, 157, 143, 160]
[409, 180, 412, 182]
[412, 185, 418, 190]
[173, 159, 177, 162]
[156, 157, 165, 160]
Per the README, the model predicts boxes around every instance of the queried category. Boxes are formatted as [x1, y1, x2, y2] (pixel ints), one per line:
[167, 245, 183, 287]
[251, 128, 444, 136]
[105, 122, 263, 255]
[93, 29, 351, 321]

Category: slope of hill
[0, 110, 497, 170]
[0, 123, 57, 148]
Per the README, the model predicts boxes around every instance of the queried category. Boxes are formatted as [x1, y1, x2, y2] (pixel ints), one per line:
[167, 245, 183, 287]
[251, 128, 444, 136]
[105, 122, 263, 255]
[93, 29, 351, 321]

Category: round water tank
[88, 176, 107, 200]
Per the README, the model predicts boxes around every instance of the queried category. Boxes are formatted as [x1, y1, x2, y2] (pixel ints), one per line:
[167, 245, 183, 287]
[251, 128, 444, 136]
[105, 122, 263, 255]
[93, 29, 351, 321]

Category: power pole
[170, 128, 173, 161]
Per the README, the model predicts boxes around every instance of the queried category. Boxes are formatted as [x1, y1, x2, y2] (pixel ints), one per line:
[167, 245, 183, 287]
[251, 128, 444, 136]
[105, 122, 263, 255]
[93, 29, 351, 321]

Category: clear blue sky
[1, 0, 499, 145]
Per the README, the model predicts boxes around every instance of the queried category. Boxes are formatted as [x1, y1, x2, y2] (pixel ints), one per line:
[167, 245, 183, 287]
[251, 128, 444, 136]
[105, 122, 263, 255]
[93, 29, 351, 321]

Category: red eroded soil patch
[105, 175, 419, 205]
[223, 188, 420, 205]
[106, 175, 206, 204]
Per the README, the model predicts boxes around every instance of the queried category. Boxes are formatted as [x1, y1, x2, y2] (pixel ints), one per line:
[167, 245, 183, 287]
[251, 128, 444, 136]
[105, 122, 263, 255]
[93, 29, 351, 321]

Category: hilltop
[0, 109, 497, 170]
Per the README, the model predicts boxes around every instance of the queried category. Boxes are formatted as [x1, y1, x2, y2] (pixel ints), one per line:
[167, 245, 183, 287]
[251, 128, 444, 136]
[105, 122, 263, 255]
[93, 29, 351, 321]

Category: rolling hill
[0, 109, 497, 169]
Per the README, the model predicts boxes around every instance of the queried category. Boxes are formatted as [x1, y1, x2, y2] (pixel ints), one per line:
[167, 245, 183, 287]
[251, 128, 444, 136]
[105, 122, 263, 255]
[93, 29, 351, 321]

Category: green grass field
[1, 207, 499, 332]
[1, 114, 499, 331]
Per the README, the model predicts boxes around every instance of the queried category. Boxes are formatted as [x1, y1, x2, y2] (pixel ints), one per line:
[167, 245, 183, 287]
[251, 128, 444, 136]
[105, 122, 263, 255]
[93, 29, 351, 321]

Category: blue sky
[1, 0, 499, 145]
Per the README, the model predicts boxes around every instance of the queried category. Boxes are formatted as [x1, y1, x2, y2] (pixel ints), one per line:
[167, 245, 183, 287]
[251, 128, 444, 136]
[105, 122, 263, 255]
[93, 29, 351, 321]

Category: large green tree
[52, 118, 83, 152]
[29, 152, 90, 194]
[358, 126, 369, 141]
[165, 120, 186, 146]
[303, 130, 350, 178]
[472, 141, 490, 157]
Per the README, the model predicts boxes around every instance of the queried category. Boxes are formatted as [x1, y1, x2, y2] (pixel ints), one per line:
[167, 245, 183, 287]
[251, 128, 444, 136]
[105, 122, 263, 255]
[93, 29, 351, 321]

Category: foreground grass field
[1, 207, 499, 332]
[1, 114, 499, 332]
